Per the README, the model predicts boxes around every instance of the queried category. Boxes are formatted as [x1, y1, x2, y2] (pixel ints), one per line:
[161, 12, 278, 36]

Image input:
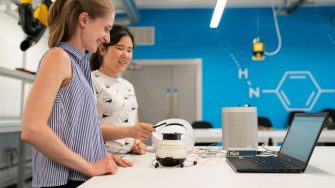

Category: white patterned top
[92, 70, 138, 154]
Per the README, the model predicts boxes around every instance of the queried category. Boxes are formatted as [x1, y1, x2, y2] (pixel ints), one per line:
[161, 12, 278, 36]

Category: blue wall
[132, 6, 335, 129]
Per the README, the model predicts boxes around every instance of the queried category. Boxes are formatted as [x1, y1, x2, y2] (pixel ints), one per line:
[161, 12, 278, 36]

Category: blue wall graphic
[131, 6, 335, 128]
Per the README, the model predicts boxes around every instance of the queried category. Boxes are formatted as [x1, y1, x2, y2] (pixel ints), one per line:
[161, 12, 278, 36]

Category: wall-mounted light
[252, 37, 265, 61]
[210, 0, 227, 28]
[251, 0, 282, 61]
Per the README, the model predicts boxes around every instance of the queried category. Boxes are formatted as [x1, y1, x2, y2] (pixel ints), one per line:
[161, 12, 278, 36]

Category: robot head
[152, 118, 195, 152]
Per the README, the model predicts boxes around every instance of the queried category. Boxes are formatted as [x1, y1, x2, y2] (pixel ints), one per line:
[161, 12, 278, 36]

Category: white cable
[264, 0, 282, 56]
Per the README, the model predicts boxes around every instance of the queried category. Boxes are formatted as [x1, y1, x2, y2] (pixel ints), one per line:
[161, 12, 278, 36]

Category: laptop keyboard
[252, 157, 294, 169]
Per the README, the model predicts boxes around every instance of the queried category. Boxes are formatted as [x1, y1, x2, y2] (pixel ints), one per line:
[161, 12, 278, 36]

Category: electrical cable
[264, 0, 282, 56]
[186, 146, 226, 165]
[257, 145, 278, 156]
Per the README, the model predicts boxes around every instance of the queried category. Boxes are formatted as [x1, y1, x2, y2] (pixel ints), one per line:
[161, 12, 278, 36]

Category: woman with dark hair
[90, 25, 150, 155]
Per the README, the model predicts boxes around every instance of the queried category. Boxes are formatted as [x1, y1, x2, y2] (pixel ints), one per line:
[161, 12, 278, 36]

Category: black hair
[90, 24, 135, 71]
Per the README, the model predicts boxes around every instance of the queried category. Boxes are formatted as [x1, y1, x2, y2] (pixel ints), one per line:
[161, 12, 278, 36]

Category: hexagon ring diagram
[262, 71, 335, 111]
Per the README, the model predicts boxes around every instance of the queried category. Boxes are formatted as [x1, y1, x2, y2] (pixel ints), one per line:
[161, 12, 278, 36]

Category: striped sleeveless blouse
[31, 42, 106, 187]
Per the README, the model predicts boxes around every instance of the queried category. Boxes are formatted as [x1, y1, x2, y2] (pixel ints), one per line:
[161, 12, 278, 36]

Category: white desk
[194, 129, 335, 144]
[79, 147, 335, 188]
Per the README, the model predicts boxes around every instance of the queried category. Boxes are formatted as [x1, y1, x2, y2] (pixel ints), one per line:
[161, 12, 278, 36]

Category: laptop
[226, 112, 328, 173]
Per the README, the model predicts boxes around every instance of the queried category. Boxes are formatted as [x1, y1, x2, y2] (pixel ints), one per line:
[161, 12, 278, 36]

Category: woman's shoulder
[43, 47, 71, 66]
[91, 70, 107, 90]
[91, 70, 99, 77]
[91, 70, 103, 82]
[119, 77, 134, 88]
[38, 47, 72, 77]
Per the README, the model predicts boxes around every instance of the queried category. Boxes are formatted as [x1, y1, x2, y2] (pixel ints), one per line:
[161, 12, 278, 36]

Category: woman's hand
[87, 155, 118, 176]
[131, 122, 155, 141]
[112, 155, 134, 167]
[131, 139, 147, 155]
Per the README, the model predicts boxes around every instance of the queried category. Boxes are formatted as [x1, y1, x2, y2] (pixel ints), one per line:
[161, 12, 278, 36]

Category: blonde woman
[21, 0, 154, 187]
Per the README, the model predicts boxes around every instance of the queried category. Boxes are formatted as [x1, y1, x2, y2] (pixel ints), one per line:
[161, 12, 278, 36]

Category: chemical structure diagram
[230, 54, 335, 111]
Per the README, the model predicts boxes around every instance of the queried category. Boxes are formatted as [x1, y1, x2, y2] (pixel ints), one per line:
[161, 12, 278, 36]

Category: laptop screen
[280, 115, 325, 162]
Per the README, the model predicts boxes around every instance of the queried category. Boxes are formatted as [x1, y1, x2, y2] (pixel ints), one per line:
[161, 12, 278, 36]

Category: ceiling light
[210, 0, 227, 28]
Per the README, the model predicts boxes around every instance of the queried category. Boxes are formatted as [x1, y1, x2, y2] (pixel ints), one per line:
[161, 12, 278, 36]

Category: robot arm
[18, 0, 52, 51]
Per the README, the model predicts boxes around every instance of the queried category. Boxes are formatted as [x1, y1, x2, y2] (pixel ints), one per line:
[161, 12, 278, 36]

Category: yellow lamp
[252, 37, 265, 61]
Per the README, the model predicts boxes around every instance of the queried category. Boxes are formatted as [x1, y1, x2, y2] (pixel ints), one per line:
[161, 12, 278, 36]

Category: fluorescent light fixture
[210, 0, 227, 28]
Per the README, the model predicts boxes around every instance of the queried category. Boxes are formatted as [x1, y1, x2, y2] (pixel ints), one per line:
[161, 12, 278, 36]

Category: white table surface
[194, 129, 335, 144]
[79, 147, 335, 188]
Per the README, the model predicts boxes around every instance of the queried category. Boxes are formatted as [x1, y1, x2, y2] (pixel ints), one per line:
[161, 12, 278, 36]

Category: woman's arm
[21, 48, 117, 176]
[101, 122, 154, 141]
[101, 110, 155, 141]
[130, 114, 148, 154]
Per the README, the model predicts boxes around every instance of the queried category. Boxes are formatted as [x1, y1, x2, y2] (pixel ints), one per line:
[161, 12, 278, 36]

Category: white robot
[151, 118, 195, 168]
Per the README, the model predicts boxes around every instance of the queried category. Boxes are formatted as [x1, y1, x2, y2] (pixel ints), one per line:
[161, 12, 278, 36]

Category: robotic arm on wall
[18, 0, 52, 51]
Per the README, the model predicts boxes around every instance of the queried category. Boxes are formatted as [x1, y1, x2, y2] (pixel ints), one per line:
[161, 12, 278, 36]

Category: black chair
[258, 116, 273, 130]
[191, 121, 213, 129]
[320, 109, 335, 146]
[287, 111, 305, 127]
[191, 121, 216, 146]
[321, 109, 335, 130]
[257, 117, 273, 146]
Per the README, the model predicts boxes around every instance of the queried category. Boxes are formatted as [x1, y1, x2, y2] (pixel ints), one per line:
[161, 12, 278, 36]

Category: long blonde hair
[47, 0, 114, 48]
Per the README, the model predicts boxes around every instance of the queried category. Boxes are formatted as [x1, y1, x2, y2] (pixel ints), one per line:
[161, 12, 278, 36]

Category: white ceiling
[2, 0, 334, 10]
[1, 0, 334, 23]
[2, 0, 335, 8]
